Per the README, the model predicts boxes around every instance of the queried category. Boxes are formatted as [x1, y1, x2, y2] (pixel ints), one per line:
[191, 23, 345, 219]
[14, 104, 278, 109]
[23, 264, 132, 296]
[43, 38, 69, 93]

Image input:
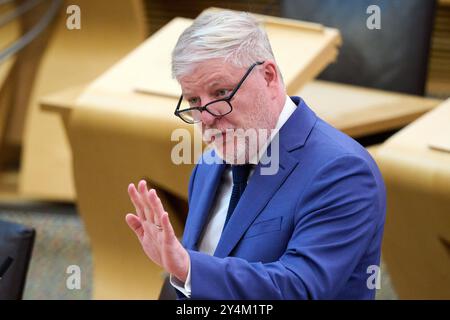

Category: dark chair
[158, 275, 177, 300]
[0, 219, 35, 300]
[281, 0, 436, 95]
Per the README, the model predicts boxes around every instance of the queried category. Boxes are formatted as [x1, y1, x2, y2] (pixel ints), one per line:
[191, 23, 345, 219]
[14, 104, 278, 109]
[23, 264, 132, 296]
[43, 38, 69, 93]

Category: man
[125, 10, 386, 299]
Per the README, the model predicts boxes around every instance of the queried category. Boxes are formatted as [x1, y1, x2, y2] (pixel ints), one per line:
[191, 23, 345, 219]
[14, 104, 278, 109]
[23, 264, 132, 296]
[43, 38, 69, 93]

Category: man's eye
[216, 89, 229, 97]
[188, 97, 199, 106]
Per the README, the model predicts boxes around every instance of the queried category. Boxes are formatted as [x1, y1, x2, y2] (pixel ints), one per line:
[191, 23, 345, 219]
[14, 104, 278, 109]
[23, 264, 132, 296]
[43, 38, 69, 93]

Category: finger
[138, 181, 154, 224]
[138, 180, 154, 223]
[137, 179, 148, 198]
[161, 212, 177, 243]
[148, 189, 164, 227]
[125, 213, 144, 241]
[128, 183, 145, 221]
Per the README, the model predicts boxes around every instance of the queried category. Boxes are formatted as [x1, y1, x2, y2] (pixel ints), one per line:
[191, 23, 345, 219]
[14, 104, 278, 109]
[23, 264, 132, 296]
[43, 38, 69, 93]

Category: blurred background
[0, 0, 449, 300]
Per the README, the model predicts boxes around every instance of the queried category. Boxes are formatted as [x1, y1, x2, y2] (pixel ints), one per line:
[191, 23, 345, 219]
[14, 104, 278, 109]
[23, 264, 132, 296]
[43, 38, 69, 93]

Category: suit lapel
[213, 143, 298, 258]
[183, 160, 227, 250]
[213, 96, 317, 258]
[185, 97, 317, 255]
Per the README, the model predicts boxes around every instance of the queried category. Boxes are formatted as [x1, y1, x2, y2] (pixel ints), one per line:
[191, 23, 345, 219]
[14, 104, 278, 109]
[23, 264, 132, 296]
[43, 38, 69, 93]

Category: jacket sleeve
[174, 162, 199, 300]
[188, 155, 383, 299]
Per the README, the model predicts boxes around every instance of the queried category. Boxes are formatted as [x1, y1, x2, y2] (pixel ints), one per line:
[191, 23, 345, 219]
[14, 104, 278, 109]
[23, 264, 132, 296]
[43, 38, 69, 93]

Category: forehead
[179, 60, 243, 94]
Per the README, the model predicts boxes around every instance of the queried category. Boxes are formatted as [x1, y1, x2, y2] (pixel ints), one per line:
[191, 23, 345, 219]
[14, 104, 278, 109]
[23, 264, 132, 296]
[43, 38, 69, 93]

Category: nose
[200, 109, 216, 126]
[199, 95, 217, 126]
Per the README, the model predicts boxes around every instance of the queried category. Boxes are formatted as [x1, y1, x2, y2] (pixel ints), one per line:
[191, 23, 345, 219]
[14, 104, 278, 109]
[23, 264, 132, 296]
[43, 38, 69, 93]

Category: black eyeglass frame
[174, 61, 265, 124]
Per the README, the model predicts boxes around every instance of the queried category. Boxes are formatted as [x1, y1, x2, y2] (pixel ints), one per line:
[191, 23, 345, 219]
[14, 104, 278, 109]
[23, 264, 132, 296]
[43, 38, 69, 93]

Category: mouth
[213, 131, 227, 142]
[206, 129, 229, 143]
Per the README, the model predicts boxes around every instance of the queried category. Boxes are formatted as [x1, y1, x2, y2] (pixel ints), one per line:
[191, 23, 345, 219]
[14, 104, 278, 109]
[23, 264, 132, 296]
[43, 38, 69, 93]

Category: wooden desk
[374, 98, 450, 299]
[298, 80, 441, 138]
[18, 0, 147, 202]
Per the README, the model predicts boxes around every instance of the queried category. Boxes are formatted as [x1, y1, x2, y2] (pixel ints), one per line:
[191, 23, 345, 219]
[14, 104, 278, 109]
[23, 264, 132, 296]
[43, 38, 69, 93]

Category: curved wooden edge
[19, 0, 148, 201]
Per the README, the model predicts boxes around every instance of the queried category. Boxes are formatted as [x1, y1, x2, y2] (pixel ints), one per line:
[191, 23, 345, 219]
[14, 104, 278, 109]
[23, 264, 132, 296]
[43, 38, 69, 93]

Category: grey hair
[171, 10, 277, 80]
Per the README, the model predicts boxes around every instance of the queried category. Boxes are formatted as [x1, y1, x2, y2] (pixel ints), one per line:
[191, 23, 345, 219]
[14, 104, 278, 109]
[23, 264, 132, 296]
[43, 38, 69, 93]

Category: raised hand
[125, 180, 189, 282]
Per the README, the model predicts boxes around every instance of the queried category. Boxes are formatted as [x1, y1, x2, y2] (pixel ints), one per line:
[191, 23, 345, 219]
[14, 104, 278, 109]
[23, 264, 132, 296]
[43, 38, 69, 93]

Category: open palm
[125, 180, 189, 282]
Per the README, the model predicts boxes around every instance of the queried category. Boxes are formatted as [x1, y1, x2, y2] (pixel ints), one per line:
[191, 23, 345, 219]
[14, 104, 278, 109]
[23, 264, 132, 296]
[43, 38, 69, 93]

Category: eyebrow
[183, 79, 234, 97]
[207, 75, 236, 88]
[207, 81, 224, 89]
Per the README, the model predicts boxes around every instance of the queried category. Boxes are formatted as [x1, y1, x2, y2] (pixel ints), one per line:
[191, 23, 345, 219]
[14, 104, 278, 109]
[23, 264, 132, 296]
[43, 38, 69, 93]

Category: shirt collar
[271, 95, 297, 141]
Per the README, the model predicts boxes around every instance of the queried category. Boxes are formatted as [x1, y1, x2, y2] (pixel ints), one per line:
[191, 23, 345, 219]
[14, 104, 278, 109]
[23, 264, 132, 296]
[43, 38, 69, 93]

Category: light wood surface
[65, 12, 342, 198]
[5, 0, 58, 149]
[40, 77, 443, 201]
[19, 0, 147, 201]
[134, 11, 341, 98]
[0, 58, 16, 150]
[374, 98, 450, 299]
[0, 2, 20, 156]
[298, 80, 442, 138]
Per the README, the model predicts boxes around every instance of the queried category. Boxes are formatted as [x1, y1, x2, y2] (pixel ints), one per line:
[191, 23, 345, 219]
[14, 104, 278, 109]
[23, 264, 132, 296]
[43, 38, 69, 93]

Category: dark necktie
[223, 164, 251, 230]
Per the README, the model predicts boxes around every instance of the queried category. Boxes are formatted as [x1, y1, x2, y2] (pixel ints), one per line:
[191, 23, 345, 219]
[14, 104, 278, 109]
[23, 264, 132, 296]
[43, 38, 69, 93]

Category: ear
[262, 60, 279, 88]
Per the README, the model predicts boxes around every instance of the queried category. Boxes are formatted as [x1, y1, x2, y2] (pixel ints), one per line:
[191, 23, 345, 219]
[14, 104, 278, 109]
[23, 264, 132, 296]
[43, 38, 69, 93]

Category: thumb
[125, 213, 144, 240]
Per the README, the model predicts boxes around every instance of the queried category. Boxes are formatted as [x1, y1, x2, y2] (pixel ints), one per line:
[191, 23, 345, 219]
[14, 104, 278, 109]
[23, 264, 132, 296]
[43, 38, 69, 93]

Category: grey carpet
[0, 202, 92, 299]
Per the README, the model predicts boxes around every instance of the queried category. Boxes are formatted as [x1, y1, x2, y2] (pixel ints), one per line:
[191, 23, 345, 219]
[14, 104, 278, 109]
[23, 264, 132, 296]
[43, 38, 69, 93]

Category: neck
[270, 92, 287, 129]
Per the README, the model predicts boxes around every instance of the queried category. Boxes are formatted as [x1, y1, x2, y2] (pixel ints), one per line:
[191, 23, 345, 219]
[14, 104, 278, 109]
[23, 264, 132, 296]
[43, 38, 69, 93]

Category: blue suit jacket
[181, 96, 386, 299]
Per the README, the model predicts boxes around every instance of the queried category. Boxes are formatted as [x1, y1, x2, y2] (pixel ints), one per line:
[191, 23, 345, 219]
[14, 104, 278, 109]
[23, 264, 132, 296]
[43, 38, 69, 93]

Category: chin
[213, 141, 252, 165]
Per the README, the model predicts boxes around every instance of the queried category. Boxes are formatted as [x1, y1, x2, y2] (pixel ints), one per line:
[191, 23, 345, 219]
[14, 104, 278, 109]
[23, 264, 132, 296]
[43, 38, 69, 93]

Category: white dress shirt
[170, 95, 297, 297]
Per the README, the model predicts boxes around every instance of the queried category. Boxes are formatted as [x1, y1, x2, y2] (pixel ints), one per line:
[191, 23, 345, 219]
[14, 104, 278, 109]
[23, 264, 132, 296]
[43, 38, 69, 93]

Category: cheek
[227, 89, 268, 127]
[230, 97, 254, 120]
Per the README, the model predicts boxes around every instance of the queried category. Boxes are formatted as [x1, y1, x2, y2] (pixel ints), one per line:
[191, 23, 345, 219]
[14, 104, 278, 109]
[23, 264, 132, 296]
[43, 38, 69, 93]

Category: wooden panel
[6, 0, 59, 148]
[19, 0, 147, 201]
[427, 1, 450, 97]
[0, 2, 20, 165]
[298, 80, 442, 138]
[134, 10, 341, 98]
[375, 99, 450, 299]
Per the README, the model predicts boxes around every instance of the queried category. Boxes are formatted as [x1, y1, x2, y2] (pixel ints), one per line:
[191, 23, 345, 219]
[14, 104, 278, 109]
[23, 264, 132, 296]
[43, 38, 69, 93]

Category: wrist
[174, 249, 190, 283]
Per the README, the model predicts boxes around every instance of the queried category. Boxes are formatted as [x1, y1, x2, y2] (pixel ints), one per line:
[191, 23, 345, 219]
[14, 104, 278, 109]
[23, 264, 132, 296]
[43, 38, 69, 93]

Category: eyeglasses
[174, 61, 265, 124]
